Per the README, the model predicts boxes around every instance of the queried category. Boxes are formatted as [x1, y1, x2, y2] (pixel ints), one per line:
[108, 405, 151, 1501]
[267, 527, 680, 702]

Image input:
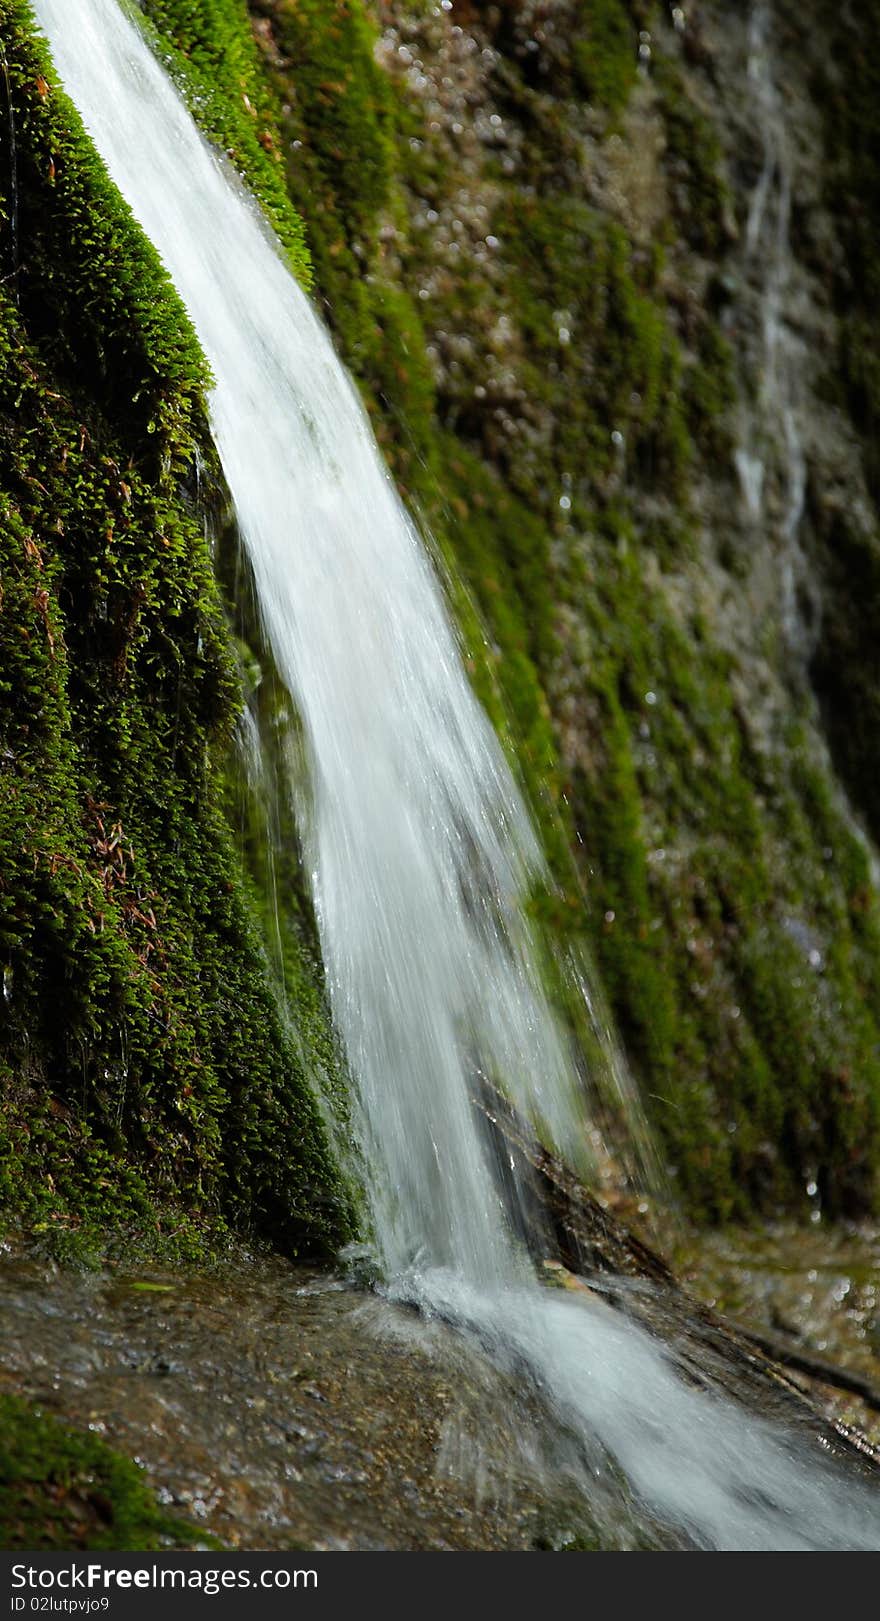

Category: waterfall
[33, 0, 880, 1549]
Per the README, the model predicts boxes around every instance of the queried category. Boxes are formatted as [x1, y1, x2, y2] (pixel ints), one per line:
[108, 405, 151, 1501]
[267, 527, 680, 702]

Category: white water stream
[32, 0, 880, 1547]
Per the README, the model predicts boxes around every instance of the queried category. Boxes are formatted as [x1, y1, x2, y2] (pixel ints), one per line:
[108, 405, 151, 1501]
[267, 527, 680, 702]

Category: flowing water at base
[31, 0, 880, 1548]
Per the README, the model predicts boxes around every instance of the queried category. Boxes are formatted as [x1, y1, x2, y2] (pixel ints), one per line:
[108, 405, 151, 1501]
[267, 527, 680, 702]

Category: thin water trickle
[33, 0, 880, 1548]
[734, 2, 815, 654]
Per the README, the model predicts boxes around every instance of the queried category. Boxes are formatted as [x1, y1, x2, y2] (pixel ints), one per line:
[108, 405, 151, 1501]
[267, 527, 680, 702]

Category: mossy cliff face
[243, 0, 880, 1220]
[0, 0, 350, 1259]
[2, 0, 880, 1241]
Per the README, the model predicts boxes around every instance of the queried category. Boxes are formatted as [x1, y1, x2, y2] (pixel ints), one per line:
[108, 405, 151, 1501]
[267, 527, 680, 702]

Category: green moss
[571, 0, 639, 119]
[215, 527, 355, 1146]
[249, 1, 392, 344]
[136, 0, 312, 282]
[0, 1392, 216, 1548]
[683, 318, 736, 458]
[0, 1, 351, 1258]
[487, 0, 641, 122]
[496, 193, 690, 497]
[561, 534, 880, 1216]
[654, 53, 731, 257]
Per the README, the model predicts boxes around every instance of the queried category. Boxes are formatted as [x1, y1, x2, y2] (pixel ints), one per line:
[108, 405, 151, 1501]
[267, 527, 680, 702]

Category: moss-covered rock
[0, 0, 351, 1259]
[0, 1392, 215, 1548]
[244, 0, 880, 1218]
[136, 0, 312, 281]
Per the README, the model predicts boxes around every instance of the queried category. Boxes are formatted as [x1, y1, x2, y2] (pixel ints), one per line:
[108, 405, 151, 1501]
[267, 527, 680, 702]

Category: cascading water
[33, 0, 880, 1549]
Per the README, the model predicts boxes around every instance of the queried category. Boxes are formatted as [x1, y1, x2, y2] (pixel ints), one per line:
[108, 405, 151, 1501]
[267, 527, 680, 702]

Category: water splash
[33, 0, 880, 1548]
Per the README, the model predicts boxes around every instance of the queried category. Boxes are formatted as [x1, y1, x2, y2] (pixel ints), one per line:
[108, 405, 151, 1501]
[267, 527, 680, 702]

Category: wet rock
[0, 1251, 661, 1550]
